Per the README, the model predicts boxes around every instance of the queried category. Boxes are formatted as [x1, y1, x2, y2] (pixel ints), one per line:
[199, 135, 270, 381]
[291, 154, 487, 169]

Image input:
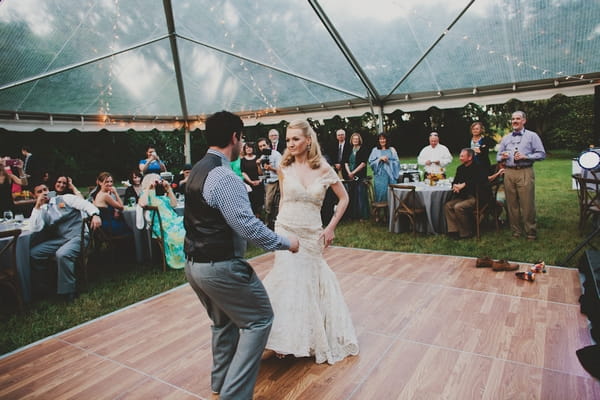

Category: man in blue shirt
[183, 111, 299, 400]
[497, 111, 546, 240]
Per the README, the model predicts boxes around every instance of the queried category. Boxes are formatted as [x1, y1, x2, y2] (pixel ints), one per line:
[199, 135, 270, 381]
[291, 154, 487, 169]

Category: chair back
[389, 184, 418, 212]
[0, 229, 23, 310]
[573, 173, 600, 231]
[142, 205, 167, 272]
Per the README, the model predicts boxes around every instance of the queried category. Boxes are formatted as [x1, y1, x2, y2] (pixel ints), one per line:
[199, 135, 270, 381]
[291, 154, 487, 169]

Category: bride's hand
[320, 227, 335, 248]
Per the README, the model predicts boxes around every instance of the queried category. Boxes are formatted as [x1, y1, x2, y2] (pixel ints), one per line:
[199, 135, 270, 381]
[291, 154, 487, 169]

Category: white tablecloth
[388, 182, 452, 234]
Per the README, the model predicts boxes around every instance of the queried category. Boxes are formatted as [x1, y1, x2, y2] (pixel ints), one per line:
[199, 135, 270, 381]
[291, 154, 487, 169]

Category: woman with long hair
[368, 133, 400, 202]
[344, 132, 370, 219]
[92, 172, 130, 235]
[469, 122, 496, 172]
[263, 119, 359, 364]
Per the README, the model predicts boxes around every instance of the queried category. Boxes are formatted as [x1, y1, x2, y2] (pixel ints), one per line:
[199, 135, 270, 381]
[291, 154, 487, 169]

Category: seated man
[29, 182, 102, 302]
[417, 132, 453, 176]
[444, 148, 490, 239]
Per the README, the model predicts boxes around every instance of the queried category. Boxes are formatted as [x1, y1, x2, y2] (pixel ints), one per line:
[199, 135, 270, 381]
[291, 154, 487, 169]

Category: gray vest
[44, 195, 84, 239]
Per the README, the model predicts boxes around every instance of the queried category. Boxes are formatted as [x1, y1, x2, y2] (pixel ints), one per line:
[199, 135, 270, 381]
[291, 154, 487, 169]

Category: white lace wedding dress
[263, 165, 359, 364]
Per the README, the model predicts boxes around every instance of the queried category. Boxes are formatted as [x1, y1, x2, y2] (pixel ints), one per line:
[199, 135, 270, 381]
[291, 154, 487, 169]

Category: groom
[184, 110, 299, 399]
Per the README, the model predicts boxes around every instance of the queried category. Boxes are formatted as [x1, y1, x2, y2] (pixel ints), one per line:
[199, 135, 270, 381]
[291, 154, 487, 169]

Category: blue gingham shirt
[203, 149, 290, 251]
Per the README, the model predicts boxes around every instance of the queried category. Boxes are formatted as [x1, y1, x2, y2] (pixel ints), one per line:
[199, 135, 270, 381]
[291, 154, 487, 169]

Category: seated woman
[92, 171, 131, 235]
[368, 133, 400, 202]
[124, 169, 143, 205]
[53, 175, 84, 198]
[138, 173, 185, 269]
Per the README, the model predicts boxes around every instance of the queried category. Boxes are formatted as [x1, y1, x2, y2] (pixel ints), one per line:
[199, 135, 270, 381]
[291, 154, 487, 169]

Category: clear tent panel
[0, 39, 182, 116]
[318, 0, 469, 96]
[393, 0, 600, 95]
[173, 0, 366, 101]
[178, 38, 360, 116]
[0, 0, 168, 88]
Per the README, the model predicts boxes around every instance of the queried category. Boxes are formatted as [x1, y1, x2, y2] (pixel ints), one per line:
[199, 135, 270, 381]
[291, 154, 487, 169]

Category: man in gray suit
[29, 183, 101, 302]
[184, 111, 299, 399]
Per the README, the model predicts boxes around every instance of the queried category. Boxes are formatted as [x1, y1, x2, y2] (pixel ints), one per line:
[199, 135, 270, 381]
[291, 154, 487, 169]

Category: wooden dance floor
[1, 247, 599, 399]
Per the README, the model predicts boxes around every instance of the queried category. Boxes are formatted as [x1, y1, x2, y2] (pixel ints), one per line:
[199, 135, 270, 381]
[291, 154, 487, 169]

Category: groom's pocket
[229, 259, 254, 283]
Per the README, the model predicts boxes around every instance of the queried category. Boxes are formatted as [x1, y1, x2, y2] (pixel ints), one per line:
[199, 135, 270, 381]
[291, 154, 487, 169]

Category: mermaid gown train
[263, 165, 359, 364]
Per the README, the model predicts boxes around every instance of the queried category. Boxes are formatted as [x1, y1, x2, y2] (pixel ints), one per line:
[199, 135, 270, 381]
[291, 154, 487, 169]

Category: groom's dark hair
[205, 110, 244, 148]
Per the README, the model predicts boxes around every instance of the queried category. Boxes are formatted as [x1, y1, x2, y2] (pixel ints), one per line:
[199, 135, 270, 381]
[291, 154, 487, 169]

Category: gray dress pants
[30, 235, 82, 295]
[185, 258, 273, 400]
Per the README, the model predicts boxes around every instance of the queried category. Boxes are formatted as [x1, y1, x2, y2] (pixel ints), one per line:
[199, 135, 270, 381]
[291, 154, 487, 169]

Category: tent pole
[184, 126, 191, 164]
[378, 106, 385, 134]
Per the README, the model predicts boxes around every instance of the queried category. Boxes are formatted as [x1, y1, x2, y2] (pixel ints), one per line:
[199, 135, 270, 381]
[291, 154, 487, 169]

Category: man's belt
[186, 255, 231, 263]
[506, 165, 532, 169]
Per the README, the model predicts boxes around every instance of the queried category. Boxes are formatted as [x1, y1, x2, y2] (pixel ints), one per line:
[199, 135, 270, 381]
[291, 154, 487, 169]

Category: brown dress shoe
[475, 257, 493, 268]
[492, 259, 519, 271]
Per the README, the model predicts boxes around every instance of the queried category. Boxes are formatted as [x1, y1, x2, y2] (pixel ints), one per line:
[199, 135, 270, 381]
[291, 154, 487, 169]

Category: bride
[262, 119, 359, 364]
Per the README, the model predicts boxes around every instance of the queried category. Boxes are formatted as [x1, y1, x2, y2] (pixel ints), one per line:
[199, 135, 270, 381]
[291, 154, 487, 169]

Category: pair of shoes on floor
[530, 260, 546, 273]
[492, 259, 519, 271]
[516, 271, 536, 281]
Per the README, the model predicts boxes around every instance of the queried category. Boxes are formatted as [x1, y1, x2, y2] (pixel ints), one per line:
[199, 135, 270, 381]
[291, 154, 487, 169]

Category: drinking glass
[14, 214, 24, 223]
[3, 211, 13, 222]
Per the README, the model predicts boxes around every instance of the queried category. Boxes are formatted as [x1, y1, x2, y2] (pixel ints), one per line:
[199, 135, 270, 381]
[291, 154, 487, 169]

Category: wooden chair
[94, 208, 133, 263]
[389, 184, 425, 235]
[0, 229, 24, 311]
[77, 216, 95, 287]
[366, 177, 388, 223]
[142, 205, 167, 272]
[573, 173, 600, 232]
[473, 183, 501, 240]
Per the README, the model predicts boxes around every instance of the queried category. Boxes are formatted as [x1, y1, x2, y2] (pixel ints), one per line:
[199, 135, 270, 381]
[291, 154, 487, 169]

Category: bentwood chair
[473, 183, 501, 240]
[366, 178, 388, 224]
[0, 229, 24, 311]
[142, 205, 167, 272]
[389, 184, 425, 235]
[573, 173, 600, 232]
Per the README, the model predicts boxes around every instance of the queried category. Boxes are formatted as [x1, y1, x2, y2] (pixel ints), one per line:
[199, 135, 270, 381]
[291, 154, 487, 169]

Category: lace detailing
[263, 165, 359, 364]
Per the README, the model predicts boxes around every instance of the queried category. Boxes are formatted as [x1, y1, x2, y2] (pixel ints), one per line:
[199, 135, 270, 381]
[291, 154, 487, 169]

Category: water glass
[3, 211, 13, 222]
[127, 197, 137, 207]
[14, 214, 24, 223]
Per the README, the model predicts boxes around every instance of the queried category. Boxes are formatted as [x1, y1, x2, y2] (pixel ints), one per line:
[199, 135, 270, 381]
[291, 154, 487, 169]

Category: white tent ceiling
[0, 0, 599, 131]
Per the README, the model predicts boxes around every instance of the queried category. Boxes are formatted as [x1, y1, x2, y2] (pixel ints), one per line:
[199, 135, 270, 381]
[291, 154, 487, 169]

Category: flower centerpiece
[426, 169, 445, 186]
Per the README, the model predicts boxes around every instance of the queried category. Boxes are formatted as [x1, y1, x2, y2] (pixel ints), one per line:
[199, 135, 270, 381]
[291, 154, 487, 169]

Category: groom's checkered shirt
[202, 150, 290, 252]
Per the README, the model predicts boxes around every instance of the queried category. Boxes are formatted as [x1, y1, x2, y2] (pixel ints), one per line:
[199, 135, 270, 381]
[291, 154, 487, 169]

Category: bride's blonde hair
[281, 119, 322, 169]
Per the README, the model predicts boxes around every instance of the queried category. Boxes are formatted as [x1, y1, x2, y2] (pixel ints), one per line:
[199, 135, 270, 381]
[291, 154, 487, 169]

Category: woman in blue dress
[138, 173, 185, 269]
[92, 172, 131, 235]
[369, 134, 400, 202]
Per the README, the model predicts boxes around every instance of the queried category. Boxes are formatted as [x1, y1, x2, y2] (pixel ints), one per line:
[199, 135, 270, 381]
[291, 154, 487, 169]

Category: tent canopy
[0, 0, 599, 131]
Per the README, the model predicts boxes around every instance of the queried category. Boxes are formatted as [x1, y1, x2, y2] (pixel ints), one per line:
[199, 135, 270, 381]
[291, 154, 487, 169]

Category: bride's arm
[320, 177, 348, 247]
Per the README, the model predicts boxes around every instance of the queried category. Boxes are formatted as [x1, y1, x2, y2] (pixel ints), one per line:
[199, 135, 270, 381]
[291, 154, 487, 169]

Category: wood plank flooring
[0, 248, 598, 399]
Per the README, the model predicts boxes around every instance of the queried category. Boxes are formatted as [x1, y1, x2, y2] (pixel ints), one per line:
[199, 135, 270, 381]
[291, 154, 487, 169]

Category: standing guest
[497, 110, 546, 240]
[369, 133, 400, 202]
[469, 122, 496, 172]
[183, 110, 299, 399]
[345, 132, 370, 220]
[124, 170, 143, 204]
[173, 164, 192, 195]
[138, 173, 185, 269]
[29, 182, 101, 302]
[139, 146, 167, 175]
[52, 175, 83, 198]
[417, 132, 453, 176]
[257, 137, 282, 229]
[444, 148, 490, 240]
[92, 172, 130, 235]
[0, 158, 27, 214]
[268, 128, 286, 154]
[329, 129, 351, 179]
[262, 119, 359, 364]
[240, 142, 264, 217]
[21, 145, 41, 188]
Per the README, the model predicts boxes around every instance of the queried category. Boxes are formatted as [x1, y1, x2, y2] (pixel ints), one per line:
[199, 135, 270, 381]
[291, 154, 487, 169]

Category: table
[0, 221, 33, 303]
[388, 182, 452, 234]
[122, 203, 184, 263]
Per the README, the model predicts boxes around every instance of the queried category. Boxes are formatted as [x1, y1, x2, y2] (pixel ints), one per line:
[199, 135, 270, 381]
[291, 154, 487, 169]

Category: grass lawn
[0, 149, 591, 355]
